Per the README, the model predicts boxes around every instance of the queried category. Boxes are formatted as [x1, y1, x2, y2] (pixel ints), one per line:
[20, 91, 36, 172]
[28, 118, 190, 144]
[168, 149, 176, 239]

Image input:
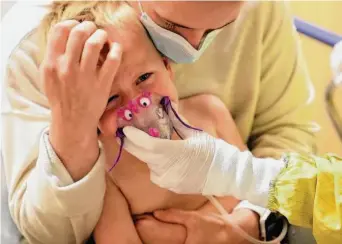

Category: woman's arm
[268, 153, 342, 244]
[1, 23, 112, 243]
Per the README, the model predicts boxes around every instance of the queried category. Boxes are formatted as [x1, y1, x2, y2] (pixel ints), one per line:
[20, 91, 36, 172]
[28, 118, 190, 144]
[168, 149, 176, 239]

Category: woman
[2, 0, 315, 243]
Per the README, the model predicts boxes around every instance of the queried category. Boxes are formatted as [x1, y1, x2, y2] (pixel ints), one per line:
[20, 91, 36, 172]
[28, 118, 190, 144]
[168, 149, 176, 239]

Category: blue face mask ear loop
[160, 96, 203, 140]
[109, 128, 125, 172]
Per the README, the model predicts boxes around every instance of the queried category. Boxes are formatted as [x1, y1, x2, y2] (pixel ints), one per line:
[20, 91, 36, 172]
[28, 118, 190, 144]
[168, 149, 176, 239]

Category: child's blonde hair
[38, 0, 141, 60]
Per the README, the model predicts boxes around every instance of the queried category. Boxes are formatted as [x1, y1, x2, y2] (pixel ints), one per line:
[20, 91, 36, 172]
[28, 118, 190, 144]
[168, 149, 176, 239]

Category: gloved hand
[122, 106, 285, 207]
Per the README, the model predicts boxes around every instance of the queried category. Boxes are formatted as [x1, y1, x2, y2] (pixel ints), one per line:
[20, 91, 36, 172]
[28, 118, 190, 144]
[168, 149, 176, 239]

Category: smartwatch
[234, 201, 289, 243]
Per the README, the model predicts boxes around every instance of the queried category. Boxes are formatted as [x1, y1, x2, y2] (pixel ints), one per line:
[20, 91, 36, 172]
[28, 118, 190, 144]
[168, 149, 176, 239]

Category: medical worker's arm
[249, 2, 316, 158]
[1, 24, 119, 243]
[268, 153, 342, 244]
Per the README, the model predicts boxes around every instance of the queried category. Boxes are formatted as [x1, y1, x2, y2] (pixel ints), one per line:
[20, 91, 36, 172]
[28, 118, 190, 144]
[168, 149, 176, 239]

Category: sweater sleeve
[1, 31, 106, 244]
[248, 1, 318, 159]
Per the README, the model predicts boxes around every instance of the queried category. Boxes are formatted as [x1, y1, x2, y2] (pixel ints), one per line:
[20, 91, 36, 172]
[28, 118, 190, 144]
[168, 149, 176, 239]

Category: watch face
[265, 213, 289, 243]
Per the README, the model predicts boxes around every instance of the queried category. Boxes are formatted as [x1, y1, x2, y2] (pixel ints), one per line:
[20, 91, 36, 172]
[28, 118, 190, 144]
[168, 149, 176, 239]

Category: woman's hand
[153, 208, 259, 244]
[135, 214, 186, 244]
[198, 198, 260, 244]
[41, 20, 122, 180]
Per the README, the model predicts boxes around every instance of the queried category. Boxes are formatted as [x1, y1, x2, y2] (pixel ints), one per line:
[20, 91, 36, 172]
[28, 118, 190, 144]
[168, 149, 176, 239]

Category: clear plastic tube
[207, 196, 287, 244]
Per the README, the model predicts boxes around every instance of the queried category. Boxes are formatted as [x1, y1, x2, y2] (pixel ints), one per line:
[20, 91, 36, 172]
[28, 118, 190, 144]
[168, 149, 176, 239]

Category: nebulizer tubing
[207, 196, 288, 244]
[113, 95, 288, 243]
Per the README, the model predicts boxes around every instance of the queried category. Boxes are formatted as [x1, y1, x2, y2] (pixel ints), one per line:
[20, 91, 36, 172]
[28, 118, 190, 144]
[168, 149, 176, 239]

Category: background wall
[1, 1, 16, 20]
[290, 1, 342, 155]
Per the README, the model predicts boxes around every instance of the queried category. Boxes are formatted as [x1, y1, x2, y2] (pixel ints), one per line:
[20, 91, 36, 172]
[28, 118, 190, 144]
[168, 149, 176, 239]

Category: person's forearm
[49, 118, 100, 181]
[8, 131, 106, 244]
[230, 208, 260, 244]
[203, 141, 285, 207]
[198, 197, 260, 243]
[94, 177, 143, 244]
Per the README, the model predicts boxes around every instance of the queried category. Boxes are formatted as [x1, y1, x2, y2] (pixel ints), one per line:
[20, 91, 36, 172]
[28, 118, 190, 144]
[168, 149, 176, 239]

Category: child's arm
[94, 175, 142, 244]
[198, 95, 260, 239]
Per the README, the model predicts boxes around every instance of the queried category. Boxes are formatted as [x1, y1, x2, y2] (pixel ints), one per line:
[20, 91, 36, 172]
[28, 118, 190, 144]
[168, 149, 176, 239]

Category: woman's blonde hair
[38, 0, 141, 60]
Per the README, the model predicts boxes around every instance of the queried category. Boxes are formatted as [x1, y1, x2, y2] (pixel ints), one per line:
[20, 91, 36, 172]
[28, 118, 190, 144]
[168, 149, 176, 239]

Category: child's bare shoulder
[179, 94, 227, 136]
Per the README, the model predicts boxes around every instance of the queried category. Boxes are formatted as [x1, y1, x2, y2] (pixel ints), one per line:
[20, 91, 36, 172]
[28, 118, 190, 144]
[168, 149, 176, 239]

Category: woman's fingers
[65, 21, 97, 64]
[154, 209, 191, 226]
[46, 20, 79, 62]
[99, 42, 122, 83]
[135, 215, 186, 244]
[81, 29, 108, 71]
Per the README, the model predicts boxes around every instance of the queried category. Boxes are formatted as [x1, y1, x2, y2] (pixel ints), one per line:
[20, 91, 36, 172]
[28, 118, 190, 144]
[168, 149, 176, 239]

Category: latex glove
[123, 107, 285, 207]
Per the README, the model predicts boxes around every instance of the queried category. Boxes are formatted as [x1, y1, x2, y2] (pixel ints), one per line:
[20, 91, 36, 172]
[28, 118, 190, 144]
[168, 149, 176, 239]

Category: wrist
[230, 208, 261, 242]
[49, 120, 100, 181]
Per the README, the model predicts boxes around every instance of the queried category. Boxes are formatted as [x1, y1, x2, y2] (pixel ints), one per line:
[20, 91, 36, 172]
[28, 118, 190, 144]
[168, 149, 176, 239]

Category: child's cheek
[98, 109, 118, 136]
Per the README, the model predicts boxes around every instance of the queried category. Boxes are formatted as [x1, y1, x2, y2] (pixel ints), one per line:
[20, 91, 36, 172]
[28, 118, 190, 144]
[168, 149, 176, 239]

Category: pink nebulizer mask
[110, 91, 201, 171]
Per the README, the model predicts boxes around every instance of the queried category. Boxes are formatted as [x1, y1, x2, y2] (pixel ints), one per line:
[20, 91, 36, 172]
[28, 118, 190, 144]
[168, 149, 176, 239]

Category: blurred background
[2, 1, 342, 155]
[290, 1, 342, 155]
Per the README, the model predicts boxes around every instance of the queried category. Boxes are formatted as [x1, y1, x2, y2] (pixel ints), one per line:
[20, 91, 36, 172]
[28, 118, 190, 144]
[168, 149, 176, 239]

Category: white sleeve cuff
[26, 130, 106, 217]
[234, 200, 271, 219]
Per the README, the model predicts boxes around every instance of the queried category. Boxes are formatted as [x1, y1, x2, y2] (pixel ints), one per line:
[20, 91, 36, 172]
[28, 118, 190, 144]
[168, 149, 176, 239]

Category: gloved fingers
[122, 138, 161, 166]
[166, 101, 202, 139]
[123, 126, 182, 154]
[122, 136, 178, 176]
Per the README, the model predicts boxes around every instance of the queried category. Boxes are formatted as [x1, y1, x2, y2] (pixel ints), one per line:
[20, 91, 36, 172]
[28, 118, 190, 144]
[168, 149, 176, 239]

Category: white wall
[1, 1, 17, 20]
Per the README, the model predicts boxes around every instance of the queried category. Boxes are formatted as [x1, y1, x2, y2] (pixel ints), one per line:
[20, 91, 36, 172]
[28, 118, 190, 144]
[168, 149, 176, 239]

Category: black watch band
[265, 213, 289, 244]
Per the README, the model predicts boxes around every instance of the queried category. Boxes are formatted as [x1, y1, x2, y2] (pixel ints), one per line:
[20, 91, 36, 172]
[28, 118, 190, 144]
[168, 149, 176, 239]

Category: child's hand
[135, 214, 186, 244]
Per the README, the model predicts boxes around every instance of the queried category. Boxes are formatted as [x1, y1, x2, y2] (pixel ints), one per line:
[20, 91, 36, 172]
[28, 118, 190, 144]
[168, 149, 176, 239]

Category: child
[38, 1, 253, 243]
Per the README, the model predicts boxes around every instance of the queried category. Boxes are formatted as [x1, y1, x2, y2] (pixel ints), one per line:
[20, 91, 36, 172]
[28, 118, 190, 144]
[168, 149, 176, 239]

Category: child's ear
[163, 57, 174, 80]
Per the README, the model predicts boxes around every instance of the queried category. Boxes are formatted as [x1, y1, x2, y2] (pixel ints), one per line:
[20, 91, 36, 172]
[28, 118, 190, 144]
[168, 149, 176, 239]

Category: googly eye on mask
[109, 92, 201, 171]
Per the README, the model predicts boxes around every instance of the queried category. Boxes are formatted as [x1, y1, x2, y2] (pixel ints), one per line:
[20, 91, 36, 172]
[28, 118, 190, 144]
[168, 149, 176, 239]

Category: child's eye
[136, 73, 152, 85]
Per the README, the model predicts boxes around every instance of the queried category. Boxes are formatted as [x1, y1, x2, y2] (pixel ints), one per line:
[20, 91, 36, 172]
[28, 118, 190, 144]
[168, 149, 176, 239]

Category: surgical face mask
[138, 1, 223, 63]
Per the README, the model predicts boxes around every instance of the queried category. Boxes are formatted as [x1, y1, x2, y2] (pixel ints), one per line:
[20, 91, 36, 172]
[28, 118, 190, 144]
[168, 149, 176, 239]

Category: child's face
[99, 23, 177, 136]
